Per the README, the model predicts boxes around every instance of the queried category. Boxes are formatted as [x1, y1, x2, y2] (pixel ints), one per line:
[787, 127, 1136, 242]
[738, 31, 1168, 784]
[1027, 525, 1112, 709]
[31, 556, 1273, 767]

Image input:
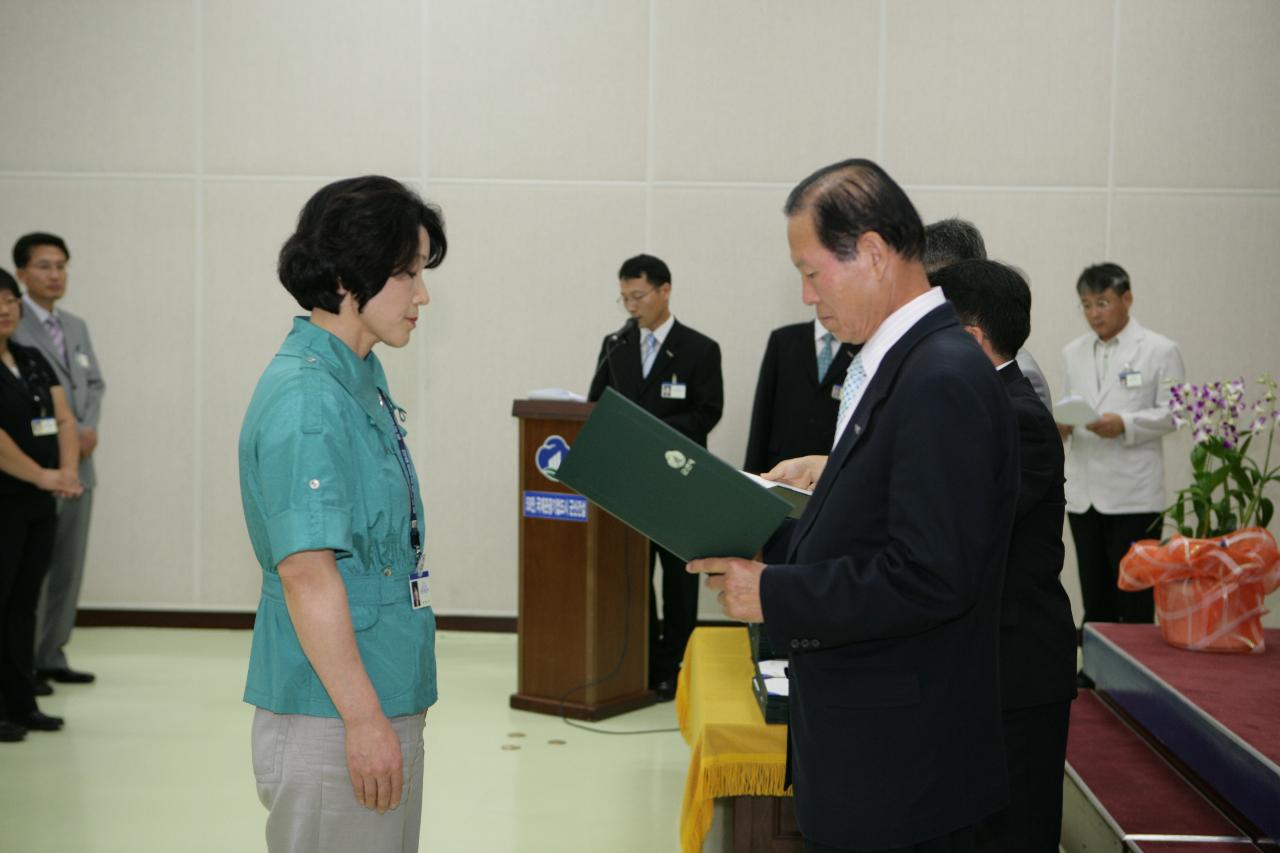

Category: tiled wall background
[2, 1, 1277, 625]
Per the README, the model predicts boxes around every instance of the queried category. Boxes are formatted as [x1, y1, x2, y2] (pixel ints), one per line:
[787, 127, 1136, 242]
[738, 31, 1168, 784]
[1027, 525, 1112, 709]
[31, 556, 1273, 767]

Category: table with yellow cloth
[675, 626, 790, 853]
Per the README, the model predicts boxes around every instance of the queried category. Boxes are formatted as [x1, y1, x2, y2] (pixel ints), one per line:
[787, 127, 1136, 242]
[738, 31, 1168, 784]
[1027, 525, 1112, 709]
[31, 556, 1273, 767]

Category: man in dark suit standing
[588, 254, 723, 700]
[692, 160, 1019, 852]
[932, 259, 1077, 853]
[743, 315, 854, 474]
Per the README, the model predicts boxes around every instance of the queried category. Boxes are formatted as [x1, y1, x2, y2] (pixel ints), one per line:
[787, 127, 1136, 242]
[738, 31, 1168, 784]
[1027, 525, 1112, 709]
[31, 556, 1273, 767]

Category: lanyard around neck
[379, 391, 421, 557]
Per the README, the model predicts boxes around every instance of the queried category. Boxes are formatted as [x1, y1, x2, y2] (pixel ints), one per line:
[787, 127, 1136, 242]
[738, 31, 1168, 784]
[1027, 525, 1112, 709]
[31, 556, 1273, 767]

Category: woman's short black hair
[278, 176, 447, 313]
[0, 267, 20, 301]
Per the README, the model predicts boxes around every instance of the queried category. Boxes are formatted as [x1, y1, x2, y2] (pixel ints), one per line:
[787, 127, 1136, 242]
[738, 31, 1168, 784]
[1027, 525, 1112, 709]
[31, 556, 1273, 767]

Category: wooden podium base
[509, 689, 657, 722]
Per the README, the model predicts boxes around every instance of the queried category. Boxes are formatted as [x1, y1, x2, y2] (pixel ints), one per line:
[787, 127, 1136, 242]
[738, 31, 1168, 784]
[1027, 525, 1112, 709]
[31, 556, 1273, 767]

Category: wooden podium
[510, 399, 655, 720]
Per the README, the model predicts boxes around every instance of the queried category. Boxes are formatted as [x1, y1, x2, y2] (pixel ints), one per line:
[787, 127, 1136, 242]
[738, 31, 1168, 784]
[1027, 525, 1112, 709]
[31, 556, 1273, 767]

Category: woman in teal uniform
[238, 176, 446, 853]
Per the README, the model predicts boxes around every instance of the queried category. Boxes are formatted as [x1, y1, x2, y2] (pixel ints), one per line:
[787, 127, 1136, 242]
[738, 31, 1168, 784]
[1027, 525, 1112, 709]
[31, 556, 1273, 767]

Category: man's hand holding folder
[689, 451, 830, 623]
[687, 556, 765, 623]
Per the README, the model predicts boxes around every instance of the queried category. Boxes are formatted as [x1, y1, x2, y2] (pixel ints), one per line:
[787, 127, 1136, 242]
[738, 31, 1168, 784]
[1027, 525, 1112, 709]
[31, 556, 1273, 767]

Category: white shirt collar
[22, 294, 57, 324]
[832, 287, 946, 447]
[640, 313, 675, 348]
[813, 318, 833, 342]
[857, 287, 946, 384]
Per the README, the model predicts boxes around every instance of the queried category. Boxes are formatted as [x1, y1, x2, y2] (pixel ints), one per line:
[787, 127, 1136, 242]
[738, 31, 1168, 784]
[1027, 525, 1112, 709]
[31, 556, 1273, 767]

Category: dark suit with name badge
[760, 304, 1019, 850]
[744, 321, 856, 474]
[588, 319, 723, 686]
[976, 361, 1077, 852]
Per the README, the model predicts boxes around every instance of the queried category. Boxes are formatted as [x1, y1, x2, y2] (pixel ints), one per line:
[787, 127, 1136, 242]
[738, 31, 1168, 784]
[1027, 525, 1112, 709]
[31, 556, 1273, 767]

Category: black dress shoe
[32, 679, 53, 696]
[1076, 671, 1095, 690]
[653, 679, 677, 702]
[0, 721, 26, 742]
[23, 711, 64, 732]
[38, 667, 95, 684]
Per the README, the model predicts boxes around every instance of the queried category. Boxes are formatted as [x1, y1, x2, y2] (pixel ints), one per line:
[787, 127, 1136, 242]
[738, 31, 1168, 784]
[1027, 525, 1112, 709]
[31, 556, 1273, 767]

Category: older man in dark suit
[692, 160, 1019, 852]
[12, 232, 106, 690]
[932, 259, 1077, 852]
[588, 254, 723, 700]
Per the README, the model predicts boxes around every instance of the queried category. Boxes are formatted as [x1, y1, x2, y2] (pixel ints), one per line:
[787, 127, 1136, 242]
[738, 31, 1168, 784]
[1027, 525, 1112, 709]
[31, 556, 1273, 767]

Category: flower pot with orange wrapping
[1131, 376, 1280, 652]
[1119, 528, 1280, 652]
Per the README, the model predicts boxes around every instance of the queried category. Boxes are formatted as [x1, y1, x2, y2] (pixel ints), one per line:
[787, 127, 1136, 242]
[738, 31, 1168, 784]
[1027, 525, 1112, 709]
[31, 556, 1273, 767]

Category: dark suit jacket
[997, 362, 1077, 710]
[743, 322, 857, 473]
[587, 319, 723, 447]
[760, 304, 1019, 850]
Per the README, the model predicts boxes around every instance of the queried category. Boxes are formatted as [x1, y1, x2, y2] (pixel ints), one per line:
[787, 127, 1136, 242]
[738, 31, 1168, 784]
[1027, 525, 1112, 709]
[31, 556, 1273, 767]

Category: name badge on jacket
[32, 417, 58, 437]
[661, 378, 687, 400]
[1120, 368, 1142, 389]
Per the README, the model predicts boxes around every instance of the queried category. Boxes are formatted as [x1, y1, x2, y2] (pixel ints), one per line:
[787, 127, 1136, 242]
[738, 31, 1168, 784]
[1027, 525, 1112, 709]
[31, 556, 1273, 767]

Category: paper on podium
[554, 388, 792, 562]
[526, 387, 587, 402]
[1054, 395, 1099, 427]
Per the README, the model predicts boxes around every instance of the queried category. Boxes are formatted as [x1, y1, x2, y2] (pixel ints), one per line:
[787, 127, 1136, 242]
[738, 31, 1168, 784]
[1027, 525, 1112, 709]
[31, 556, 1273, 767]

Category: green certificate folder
[555, 388, 792, 562]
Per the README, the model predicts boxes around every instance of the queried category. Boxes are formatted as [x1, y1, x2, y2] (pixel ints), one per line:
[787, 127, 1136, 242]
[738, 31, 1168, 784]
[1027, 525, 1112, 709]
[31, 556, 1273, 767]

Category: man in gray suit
[12, 232, 106, 689]
[923, 217, 1054, 409]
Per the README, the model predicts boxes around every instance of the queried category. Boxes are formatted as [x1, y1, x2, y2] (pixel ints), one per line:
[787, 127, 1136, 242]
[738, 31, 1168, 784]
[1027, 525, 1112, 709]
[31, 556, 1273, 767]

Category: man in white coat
[12, 232, 106, 690]
[1058, 262, 1183, 633]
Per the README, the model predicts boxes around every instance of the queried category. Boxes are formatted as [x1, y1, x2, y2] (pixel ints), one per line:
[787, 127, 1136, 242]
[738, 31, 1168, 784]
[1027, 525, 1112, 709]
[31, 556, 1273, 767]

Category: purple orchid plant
[1165, 375, 1279, 538]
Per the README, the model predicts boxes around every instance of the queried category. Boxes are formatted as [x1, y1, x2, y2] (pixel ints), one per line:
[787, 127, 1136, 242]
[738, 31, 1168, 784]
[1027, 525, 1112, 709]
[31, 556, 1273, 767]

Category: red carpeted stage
[1066, 624, 1280, 851]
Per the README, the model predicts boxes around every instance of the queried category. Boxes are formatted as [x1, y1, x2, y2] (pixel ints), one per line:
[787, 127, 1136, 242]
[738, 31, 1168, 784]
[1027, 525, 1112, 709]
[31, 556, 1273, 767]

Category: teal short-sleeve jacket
[239, 317, 437, 717]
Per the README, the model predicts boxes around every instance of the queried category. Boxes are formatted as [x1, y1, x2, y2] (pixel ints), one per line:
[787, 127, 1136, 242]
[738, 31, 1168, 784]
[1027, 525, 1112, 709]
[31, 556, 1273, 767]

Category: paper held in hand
[1054, 395, 1100, 427]
[741, 471, 812, 519]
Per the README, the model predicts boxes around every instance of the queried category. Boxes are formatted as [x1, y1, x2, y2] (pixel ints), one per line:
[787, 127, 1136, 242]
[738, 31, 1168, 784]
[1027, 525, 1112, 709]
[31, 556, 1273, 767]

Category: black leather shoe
[32, 679, 53, 696]
[653, 679, 677, 702]
[1076, 671, 1095, 690]
[0, 721, 26, 742]
[23, 711, 64, 732]
[38, 667, 95, 684]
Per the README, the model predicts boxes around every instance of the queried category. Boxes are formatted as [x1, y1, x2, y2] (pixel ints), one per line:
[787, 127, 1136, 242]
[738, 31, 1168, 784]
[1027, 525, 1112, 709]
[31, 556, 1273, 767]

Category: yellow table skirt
[676, 627, 789, 853]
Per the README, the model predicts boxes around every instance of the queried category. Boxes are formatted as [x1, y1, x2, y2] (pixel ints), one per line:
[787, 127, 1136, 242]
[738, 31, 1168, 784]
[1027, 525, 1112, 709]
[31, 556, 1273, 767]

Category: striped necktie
[816, 333, 835, 382]
[45, 315, 67, 364]
[837, 352, 867, 428]
[642, 332, 659, 378]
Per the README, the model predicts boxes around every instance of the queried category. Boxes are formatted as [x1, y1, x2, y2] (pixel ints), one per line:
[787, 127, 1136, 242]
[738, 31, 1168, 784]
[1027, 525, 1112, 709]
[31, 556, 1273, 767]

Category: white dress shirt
[833, 287, 946, 446]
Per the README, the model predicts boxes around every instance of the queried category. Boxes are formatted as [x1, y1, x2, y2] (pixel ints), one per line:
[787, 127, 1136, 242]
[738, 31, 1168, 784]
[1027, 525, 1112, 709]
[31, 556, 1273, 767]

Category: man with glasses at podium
[588, 254, 723, 701]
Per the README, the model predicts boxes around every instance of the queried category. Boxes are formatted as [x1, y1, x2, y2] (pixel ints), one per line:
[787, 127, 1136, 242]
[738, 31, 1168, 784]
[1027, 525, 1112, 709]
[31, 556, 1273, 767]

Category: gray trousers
[36, 488, 93, 671]
[253, 708, 426, 853]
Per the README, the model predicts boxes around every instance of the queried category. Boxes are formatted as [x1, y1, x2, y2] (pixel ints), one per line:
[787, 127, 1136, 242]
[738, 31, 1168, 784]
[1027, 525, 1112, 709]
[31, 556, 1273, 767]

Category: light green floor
[0, 628, 690, 852]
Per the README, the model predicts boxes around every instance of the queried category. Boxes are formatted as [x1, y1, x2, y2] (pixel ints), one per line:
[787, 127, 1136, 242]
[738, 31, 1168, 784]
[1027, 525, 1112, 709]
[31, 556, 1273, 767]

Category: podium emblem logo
[665, 450, 687, 469]
[536, 435, 570, 482]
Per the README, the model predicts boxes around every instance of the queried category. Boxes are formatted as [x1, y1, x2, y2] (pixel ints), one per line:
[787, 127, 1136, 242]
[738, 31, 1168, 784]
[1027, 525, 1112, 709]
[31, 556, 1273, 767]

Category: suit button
[790, 640, 800, 649]
[811, 640, 821, 649]
[800, 639, 811, 649]
[383, 567, 392, 577]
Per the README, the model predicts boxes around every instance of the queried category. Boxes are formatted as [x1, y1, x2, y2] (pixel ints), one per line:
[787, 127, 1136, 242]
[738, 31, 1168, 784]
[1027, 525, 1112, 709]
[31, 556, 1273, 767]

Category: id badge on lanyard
[381, 391, 431, 610]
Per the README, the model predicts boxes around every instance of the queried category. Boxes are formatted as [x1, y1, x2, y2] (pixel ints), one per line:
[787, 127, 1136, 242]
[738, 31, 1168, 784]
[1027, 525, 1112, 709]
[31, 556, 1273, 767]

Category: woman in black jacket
[0, 269, 82, 742]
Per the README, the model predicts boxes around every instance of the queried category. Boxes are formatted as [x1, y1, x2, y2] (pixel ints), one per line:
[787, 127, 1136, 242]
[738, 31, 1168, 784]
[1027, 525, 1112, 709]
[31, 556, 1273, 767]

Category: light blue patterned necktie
[837, 352, 867, 429]
[816, 332, 835, 382]
[641, 332, 659, 378]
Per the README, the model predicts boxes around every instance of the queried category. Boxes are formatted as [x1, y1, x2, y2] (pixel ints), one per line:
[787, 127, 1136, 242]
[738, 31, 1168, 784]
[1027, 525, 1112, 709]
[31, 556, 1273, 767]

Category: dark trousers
[647, 542, 699, 684]
[0, 490, 57, 723]
[1068, 508, 1158, 624]
[975, 700, 1072, 852]
[806, 823, 979, 853]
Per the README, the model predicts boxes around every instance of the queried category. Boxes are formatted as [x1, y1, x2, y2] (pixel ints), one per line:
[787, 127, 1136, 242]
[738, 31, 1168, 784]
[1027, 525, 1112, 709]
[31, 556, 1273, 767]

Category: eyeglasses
[0, 295, 21, 308]
[1079, 298, 1113, 312]
[617, 288, 657, 307]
